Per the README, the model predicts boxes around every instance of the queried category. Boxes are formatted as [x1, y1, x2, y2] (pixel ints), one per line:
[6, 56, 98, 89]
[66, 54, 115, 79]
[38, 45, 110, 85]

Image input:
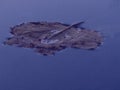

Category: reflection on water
[0, 0, 120, 90]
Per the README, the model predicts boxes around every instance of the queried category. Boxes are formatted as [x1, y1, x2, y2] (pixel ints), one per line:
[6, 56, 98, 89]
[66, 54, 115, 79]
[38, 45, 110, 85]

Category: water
[0, 0, 120, 90]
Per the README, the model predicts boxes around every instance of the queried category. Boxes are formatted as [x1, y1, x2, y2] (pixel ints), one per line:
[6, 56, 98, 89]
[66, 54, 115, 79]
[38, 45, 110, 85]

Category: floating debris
[4, 21, 103, 55]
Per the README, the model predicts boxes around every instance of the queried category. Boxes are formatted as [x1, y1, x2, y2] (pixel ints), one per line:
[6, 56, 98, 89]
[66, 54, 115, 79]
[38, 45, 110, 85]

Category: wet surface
[0, 0, 120, 90]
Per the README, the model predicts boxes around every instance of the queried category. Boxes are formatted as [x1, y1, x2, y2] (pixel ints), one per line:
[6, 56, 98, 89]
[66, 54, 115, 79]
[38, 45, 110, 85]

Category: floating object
[4, 21, 103, 55]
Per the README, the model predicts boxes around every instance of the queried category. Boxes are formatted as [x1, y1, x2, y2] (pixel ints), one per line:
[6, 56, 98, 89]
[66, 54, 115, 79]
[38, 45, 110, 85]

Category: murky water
[0, 0, 120, 90]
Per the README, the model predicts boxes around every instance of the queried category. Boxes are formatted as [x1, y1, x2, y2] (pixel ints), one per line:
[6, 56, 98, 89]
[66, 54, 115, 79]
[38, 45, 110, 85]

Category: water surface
[0, 0, 120, 90]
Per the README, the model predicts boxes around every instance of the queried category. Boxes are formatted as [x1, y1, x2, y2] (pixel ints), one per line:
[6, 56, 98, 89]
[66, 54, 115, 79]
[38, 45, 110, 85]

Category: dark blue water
[0, 0, 120, 90]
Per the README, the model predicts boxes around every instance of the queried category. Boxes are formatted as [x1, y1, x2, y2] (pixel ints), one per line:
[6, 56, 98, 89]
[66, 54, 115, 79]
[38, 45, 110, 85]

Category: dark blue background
[0, 0, 120, 90]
